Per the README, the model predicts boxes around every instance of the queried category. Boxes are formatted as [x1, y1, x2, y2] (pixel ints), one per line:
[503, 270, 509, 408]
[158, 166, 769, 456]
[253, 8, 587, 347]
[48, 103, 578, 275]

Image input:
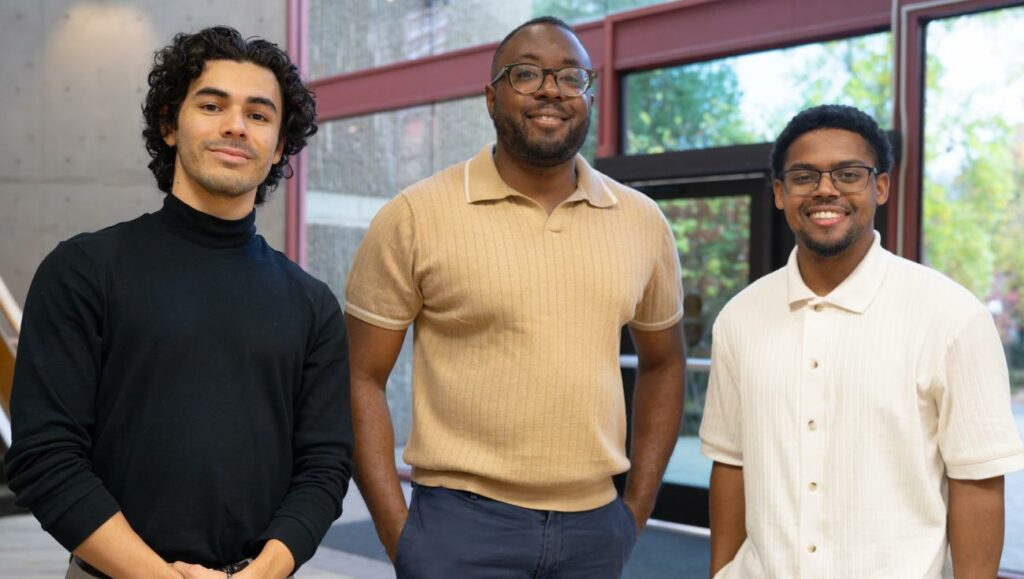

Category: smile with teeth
[808, 209, 846, 226]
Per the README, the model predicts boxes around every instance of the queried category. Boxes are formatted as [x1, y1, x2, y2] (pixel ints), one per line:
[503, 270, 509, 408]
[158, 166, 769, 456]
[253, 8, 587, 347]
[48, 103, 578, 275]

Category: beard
[796, 215, 873, 258]
[798, 228, 858, 258]
[491, 105, 590, 167]
[177, 139, 266, 198]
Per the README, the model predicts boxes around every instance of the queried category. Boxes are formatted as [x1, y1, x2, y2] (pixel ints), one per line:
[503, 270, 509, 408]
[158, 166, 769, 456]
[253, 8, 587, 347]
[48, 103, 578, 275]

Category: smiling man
[345, 16, 686, 579]
[700, 105, 1024, 578]
[4, 27, 352, 579]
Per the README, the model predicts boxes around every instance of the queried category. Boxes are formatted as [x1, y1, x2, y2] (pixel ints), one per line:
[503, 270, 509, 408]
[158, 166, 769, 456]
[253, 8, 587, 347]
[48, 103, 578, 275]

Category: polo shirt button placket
[800, 299, 827, 578]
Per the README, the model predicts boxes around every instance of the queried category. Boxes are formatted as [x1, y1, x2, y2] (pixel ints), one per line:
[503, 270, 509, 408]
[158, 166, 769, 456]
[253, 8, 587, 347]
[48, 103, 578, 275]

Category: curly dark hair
[142, 26, 317, 205]
[770, 104, 893, 180]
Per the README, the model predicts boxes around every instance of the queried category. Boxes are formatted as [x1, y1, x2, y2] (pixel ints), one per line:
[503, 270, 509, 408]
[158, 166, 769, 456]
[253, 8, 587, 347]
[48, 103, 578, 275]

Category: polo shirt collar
[463, 142, 618, 208]
[786, 231, 889, 314]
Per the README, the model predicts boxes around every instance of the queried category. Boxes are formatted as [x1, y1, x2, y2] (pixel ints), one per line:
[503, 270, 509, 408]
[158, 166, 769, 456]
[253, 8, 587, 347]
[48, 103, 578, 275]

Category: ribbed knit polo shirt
[700, 233, 1024, 578]
[345, 143, 684, 512]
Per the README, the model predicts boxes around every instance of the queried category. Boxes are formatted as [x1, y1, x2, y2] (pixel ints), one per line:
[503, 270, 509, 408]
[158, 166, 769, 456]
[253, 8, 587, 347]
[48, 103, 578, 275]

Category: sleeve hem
[343, 301, 414, 331]
[700, 442, 743, 467]
[628, 307, 684, 332]
[946, 450, 1024, 480]
[262, 516, 317, 569]
[45, 486, 121, 552]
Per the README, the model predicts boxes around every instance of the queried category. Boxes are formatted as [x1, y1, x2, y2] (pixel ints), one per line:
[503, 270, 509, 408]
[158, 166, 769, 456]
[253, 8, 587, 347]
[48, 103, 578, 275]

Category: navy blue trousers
[394, 485, 637, 579]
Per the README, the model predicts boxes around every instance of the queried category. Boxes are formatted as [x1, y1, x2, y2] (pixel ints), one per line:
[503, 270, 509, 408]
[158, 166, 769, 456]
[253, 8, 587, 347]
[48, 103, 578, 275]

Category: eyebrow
[512, 52, 585, 67]
[786, 159, 871, 170]
[192, 87, 278, 113]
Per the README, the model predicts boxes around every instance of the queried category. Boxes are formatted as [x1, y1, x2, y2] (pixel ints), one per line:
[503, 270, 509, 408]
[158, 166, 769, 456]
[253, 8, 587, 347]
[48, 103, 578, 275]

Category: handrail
[620, 355, 710, 372]
[0, 274, 20, 448]
[0, 275, 22, 336]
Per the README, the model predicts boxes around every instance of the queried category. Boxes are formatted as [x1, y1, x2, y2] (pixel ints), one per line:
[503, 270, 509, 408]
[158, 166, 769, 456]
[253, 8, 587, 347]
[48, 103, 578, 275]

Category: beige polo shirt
[700, 232, 1024, 578]
[345, 143, 684, 511]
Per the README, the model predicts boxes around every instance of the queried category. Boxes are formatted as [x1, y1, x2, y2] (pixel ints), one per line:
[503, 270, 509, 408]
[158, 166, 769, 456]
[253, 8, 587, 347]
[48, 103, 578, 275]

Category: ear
[274, 135, 286, 162]
[159, 106, 176, 147]
[773, 179, 785, 210]
[485, 83, 496, 120]
[162, 124, 176, 148]
[874, 172, 890, 206]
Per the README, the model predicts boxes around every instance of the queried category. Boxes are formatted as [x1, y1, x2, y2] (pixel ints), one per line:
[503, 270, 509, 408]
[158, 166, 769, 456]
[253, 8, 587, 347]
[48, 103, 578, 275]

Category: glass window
[307, 1, 534, 79]
[624, 31, 892, 154]
[532, 0, 673, 24]
[922, 6, 1024, 571]
[657, 195, 751, 488]
[305, 97, 493, 447]
[307, 0, 676, 79]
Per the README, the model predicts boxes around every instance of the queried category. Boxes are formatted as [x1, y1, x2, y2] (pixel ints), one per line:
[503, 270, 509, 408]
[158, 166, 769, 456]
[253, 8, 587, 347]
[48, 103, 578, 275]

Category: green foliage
[922, 7, 1024, 354]
[626, 63, 755, 154]
[658, 196, 750, 357]
[797, 33, 893, 126]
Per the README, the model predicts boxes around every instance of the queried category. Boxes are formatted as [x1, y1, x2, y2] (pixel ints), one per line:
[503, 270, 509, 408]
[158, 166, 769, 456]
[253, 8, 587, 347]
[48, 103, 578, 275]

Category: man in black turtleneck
[4, 28, 352, 579]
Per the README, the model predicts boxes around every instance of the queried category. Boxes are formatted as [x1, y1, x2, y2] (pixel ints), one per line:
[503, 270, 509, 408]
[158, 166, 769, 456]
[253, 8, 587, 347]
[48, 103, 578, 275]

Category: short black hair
[142, 26, 317, 205]
[770, 104, 893, 180]
[491, 16, 579, 78]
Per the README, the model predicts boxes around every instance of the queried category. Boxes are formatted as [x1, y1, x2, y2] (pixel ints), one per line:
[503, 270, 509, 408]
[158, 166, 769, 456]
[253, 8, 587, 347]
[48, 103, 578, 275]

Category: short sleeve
[699, 319, 744, 466]
[344, 194, 423, 330]
[629, 213, 684, 331]
[937, 308, 1024, 479]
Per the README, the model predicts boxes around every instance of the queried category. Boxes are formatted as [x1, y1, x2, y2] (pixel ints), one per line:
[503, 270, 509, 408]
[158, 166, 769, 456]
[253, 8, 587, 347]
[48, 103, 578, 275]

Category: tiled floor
[0, 484, 402, 579]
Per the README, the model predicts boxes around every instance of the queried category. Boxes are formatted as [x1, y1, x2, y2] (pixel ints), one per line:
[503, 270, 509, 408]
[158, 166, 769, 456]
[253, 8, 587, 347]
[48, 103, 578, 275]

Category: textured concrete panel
[0, 0, 289, 305]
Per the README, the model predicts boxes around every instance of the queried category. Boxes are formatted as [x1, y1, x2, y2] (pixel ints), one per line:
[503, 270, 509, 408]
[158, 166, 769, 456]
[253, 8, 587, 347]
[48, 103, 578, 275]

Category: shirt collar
[463, 142, 618, 208]
[786, 231, 890, 314]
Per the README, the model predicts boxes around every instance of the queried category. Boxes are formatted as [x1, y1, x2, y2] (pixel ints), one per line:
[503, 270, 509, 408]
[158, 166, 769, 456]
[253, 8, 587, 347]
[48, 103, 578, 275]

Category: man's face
[163, 59, 284, 202]
[486, 24, 593, 167]
[773, 128, 889, 258]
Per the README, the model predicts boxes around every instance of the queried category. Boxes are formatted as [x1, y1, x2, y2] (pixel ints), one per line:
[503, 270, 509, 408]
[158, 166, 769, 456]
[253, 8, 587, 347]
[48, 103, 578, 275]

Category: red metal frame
[285, 0, 308, 265]
[892, 0, 1022, 261]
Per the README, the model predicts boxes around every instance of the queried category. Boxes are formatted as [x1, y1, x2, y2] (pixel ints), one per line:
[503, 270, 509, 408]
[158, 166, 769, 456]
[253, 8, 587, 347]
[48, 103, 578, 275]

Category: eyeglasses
[779, 165, 879, 196]
[490, 63, 596, 97]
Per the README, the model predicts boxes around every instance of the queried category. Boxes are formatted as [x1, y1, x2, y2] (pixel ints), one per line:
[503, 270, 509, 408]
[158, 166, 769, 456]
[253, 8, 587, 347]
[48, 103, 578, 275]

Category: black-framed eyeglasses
[490, 63, 596, 97]
[779, 165, 880, 196]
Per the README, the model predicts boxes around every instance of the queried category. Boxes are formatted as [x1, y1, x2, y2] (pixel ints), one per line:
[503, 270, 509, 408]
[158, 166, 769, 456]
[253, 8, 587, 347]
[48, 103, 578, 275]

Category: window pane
[922, 6, 1024, 571]
[657, 196, 750, 487]
[307, 1, 676, 79]
[307, 1, 534, 79]
[305, 97, 493, 447]
[625, 32, 892, 154]
[533, 0, 673, 24]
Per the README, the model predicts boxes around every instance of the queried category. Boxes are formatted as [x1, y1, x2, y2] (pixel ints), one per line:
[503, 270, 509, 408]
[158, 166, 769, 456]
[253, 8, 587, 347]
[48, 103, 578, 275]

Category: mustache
[204, 139, 257, 158]
[525, 103, 569, 116]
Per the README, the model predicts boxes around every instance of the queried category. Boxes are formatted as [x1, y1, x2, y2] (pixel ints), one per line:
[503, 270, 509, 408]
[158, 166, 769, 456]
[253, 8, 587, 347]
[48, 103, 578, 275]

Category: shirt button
[810, 359, 819, 369]
[808, 419, 817, 431]
[813, 304, 823, 312]
[808, 544, 817, 553]
[809, 481, 818, 491]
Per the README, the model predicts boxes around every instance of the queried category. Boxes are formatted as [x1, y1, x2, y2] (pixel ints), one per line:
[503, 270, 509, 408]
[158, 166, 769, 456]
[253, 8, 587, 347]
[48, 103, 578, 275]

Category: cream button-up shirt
[700, 232, 1024, 578]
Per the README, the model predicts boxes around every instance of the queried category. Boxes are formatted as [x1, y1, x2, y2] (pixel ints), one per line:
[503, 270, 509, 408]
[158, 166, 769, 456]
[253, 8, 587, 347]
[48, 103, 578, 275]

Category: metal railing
[0, 274, 22, 448]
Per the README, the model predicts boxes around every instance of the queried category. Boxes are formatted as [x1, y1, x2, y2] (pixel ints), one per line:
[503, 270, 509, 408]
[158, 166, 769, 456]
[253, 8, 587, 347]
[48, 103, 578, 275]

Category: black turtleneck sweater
[5, 194, 353, 569]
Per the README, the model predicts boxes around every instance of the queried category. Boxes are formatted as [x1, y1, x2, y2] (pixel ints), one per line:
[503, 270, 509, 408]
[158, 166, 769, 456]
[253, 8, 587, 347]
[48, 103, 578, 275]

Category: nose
[535, 71, 562, 98]
[220, 107, 248, 139]
[813, 172, 840, 197]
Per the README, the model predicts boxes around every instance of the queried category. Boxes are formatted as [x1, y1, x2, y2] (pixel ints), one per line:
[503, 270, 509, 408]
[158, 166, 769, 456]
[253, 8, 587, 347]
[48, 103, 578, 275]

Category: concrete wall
[0, 0, 288, 305]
